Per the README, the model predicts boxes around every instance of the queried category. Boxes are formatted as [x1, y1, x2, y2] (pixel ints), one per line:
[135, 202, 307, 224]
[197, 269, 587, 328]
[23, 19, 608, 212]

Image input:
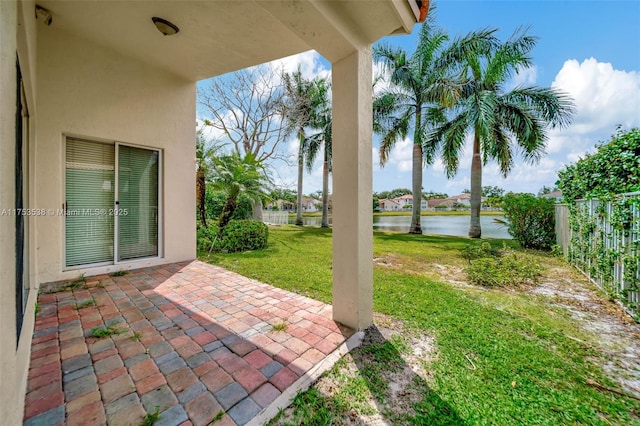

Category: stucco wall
[1, 1, 41, 423]
[35, 26, 196, 283]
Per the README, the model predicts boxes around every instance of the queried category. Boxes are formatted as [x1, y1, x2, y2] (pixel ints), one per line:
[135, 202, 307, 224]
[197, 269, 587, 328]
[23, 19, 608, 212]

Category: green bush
[197, 223, 219, 252]
[461, 241, 499, 263]
[218, 220, 268, 252]
[465, 250, 542, 287]
[502, 193, 556, 250]
[205, 187, 252, 221]
[557, 127, 640, 202]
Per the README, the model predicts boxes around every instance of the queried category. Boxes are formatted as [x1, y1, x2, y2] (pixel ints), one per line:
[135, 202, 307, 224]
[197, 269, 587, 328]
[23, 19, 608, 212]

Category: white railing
[261, 211, 289, 225]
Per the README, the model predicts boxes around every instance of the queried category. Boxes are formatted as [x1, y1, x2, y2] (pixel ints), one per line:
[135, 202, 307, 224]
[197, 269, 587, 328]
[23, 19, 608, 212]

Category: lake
[289, 214, 512, 239]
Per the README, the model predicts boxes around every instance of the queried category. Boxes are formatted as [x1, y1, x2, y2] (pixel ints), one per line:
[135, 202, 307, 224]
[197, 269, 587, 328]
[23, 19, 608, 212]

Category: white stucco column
[331, 47, 373, 331]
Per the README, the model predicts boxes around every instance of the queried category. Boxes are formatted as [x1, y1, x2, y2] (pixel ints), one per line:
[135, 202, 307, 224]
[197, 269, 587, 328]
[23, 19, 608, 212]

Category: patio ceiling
[36, 0, 421, 81]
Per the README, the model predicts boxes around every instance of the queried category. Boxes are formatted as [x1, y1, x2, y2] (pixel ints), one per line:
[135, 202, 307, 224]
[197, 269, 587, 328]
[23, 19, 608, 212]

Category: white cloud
[506, 65, 538, 91]
[260, 50, 331, 85]
[552, 58, 640, 135]
[542, 57, 640, 183]
[385, 137, 413, 173]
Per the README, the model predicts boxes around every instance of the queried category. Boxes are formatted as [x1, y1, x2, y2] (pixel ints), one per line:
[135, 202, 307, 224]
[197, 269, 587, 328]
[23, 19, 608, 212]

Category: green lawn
[200, 226, 638, 425]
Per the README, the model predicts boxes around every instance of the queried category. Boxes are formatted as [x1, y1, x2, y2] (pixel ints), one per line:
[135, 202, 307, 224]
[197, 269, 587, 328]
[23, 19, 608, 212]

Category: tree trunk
[469, 132, 482, 238]
[321, 152, 329, 228]
[410, 106, 423, 234]
[196, 167, 207, 228]
[218, 196, 237, 236]
[295, 130, 304, 226]
[251, 198, 263, 222]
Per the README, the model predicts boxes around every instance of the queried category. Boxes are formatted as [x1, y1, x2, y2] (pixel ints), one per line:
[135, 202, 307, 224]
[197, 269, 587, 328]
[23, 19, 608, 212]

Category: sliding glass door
[117, 145, 159, 261]
[65, 138, 160, 268]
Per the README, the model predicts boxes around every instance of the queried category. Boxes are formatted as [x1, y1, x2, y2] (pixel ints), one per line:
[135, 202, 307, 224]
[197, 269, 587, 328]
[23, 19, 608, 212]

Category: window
[15, 58, 29, 344]
[65, 138, 161, 267]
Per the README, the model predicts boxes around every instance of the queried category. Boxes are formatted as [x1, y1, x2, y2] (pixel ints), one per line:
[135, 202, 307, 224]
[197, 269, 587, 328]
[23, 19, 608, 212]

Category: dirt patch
[271, 313, 438, 425]
[530, 266, 640, 399]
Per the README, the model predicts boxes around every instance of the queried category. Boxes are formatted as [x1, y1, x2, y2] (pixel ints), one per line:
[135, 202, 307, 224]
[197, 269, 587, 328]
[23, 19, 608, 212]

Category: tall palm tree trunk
[469, 132, 482, 238]
[410, 108, 423, 234]
[295, 131, 304, 226]
[251, 199, 263, 222]
[321, 148, 329, 228]
[197, 167, 207, 227]
[410, 143, 424, 234]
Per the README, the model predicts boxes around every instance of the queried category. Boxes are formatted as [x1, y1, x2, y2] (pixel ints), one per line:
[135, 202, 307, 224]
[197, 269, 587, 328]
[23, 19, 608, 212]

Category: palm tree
[373, 17, 458, 234]
[432, 27, 574, 238]
[305, 77, 332, 227]
[196, 128, 224, 228]
[282, 68, 320, 226]
[210, 152, 270, 235]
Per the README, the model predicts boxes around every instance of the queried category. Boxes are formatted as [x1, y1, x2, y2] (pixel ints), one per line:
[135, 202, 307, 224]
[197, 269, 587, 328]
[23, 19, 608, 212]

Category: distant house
[379, 194, 429, 211]
[379, 198, 403, 211]
[265, 199, 295, 211]
[302, 197, 322, 212]
[394, 194, 414, 208]
[541, 190, 563, 202]
[445, 193, 472, 207]
[434, 194, 489, 210]
[427, 198, 446, 209]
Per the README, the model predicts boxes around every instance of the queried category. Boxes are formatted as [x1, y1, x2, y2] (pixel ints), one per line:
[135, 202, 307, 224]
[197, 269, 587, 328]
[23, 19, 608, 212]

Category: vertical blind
[118, 145, 159, 261]
[65, 139, 159, 266]
[65, 138, 115, 266]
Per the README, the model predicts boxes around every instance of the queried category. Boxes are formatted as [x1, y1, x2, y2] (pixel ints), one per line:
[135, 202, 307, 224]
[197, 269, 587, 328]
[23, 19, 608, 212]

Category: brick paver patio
[24, 261, 353, 426]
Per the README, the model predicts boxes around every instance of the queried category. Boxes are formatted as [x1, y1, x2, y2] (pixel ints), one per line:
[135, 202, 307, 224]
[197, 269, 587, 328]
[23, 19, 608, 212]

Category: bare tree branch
[198, 65, 292, 163]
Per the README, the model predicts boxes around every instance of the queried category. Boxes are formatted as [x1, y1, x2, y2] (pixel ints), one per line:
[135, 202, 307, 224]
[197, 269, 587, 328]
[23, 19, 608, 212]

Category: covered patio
[24, 261, 357, 426]
[2, 1, 424, 423]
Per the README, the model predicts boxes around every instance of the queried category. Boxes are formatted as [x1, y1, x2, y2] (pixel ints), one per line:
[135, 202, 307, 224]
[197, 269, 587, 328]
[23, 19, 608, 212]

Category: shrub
[502, 193, 556, 250]
[218, 220, 268, 252]
[557, 127, 640, 202]
[465, 250, 542, 287]
[461, 241, 499, 263]
[197, 223, 219, 252]
[205, 187, 252, 222]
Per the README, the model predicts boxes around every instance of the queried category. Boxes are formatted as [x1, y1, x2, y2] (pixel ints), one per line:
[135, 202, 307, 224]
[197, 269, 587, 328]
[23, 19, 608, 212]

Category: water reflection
[289, 215, 511, 239]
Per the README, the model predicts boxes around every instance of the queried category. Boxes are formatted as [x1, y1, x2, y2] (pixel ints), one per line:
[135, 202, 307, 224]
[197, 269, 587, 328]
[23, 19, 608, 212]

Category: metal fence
[556, 192, 640, 319]
[555, 204, 570, 257]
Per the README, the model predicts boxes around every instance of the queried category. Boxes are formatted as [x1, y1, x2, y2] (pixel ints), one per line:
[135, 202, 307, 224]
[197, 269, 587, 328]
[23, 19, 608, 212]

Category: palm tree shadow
[348, 325, 467, 425]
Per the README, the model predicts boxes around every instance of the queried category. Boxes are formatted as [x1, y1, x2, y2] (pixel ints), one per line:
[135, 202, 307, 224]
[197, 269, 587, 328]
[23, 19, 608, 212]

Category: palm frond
[502, 86, 575, 128]
[379, 108, 412, 166]
[431, 112, 471, 178]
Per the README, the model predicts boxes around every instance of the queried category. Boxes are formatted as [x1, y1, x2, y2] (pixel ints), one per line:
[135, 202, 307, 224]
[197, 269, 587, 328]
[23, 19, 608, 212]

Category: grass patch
[74, 298, 96, 310]
[110, 270, 129, 277]
[90, 325, 122, 339]
[140, 406, 160, 426]
[209, 410, 225, 424]
[203, 226, 638, 425]
[45, 274, 88, 293]
[272, 322, 287, 332]
[131, 332, 143, 341]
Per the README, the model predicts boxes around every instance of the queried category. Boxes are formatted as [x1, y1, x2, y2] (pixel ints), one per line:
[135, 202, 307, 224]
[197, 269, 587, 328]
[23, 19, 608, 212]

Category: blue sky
[199, 0, 640, 197]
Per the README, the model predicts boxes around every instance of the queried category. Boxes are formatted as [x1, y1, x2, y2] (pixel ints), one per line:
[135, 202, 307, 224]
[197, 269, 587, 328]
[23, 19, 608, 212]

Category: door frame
[63, 135, 163, 270]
